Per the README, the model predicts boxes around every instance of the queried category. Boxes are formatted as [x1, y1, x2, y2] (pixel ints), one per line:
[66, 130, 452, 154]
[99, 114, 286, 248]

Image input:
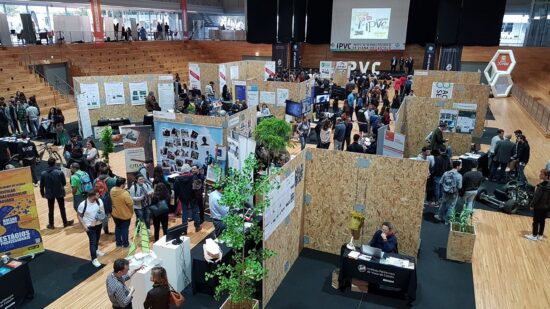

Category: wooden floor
[25, 95, 550, 308]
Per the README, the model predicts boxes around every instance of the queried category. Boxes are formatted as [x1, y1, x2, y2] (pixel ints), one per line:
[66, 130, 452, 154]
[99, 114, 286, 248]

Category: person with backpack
[129, 174, 154, 228]
[40, 158, 74, 229]
[435, 160, 463, 224]
[77, 189, 106, 267]
[17, 133, 39, 185]
[111, 177, 134, 248]
[71, 162, 94, 211]
[94, 165, 117, 235]
[174, 164, 201, 234]
[137, 160, 153, 185]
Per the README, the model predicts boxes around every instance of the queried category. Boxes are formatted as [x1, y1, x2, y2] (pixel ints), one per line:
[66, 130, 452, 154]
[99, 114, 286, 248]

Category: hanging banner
[431, 82, 454, 99]
[423, 43, 436, 70]
[0, 167, 44, 259]
[219, 64, 227, 94]
[120, 125, 153, 184]
[264, 61, 276, 80]
[319, 61, 333, 79]
[234, 80, 246, 101]
[90, 0, 104, 44]
[188, 63, 201, 91]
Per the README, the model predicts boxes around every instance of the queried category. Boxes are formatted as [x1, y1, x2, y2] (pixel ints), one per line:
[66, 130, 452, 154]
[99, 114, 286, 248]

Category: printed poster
[230, 65, 239, 80]
[276, 88, 289, 106]
[129, 82, 148, 106]
[319, 61, 333, 79]
[439, 109, 459, 132]
[189, 63, 201, 91]
[382, 131, 405, 158]
[120, 125, 153, 184]
[80, 83, 100, 109]
[260, 91, 276, 105]
[219, 64, 227, 94]
[264, 61, 276, 80]
[431, 82, 454, 99]
[247, 89, 259, 107]
[0, 167, 44, 259]
[104, 82, 125, 105]
[77, 94, 93, 139]
[158, 83, 175, 111]
[264, 171, 296, 240]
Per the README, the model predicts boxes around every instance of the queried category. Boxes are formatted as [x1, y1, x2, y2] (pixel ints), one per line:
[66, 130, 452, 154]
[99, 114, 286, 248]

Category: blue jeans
[433, 176, 442, 202]
[390, 108, 398, 122]
[29, 118, 40, 137]
[438, 193, 458, 223]
[299, 135, 306, 150]
[134, 208, 150, 228]
[181, 200, 200, 232]
[86, 225, 102, 260]
[113, 217, 131, 247]
[517, 163, 527, 186]
[213, 219, 226, 237]
[463, 190, 477, 212]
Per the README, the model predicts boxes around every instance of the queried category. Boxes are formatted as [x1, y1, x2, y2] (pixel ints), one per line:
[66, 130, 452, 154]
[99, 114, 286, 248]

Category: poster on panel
[158, 83, 175, 111]
[260, 91, 276, 105]
[263, 171, 296, 240]
[129, 82, 148, 105]
[264, 61, 276, 80]
[219, 64, 227, 94]
[104, 82, 125, 105]
[0, 167, 44, 259]
[382, 130, 405, 158]
[76, 94, 93, 139]
[120, 125, 154, 184]
[431, 82, 454, 99]
[319, 61, 333, 79]
[80, 83, 100, 109]
[234, 81, 246, 102]
[276, 88, 289, 106]
[189, 63, 201, 91]
[230, 65, 239, 80]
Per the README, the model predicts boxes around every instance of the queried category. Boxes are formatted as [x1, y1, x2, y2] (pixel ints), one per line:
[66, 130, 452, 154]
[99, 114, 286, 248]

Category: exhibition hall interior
[1, 0, 550, 308]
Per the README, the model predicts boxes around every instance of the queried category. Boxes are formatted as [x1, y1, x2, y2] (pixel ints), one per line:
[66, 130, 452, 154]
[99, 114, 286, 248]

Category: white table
[128, 252, 162, 308]
[153, 236, 192, 292]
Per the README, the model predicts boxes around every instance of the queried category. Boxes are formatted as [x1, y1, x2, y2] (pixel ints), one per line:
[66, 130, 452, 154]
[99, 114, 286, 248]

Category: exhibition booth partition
[262, 148, 428, 306]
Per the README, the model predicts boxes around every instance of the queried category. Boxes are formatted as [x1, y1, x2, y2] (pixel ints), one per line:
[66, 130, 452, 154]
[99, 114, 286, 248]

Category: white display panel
[349, 8, 391, 40]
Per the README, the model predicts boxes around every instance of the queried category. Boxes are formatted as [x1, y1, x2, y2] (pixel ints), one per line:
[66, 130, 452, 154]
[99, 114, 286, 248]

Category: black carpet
[179, 286, 225, 309]
[485, 106, 495, 121]
[472, 127, 499, 145]
[21, 250, 104, 308]
[267, 214, 476, 309]
[473, 180, 533, 217]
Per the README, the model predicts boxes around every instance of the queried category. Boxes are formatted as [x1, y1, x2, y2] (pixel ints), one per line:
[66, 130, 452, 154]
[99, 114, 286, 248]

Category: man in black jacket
[191, 164, 205, 224]
[173, 164, 201, 234]
[40, 158, 74, 229]
[490, 134, 515, 183]
[17, 133, 39, 185]
[514, 134, 530, 187]
[431, 148, 451, 205]
[347, 134, 364, 153]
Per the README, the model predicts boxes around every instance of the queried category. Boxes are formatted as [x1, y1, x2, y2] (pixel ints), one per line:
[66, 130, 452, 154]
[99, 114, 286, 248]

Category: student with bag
[111, 177, 134, 248]
[150, 181, 170, 241]
[435, 160, 463, 224]
[144, 266, 184, 309]
[77, 189, 106, 267]
[95, 165, 117, 234]
[70, 162, 93, 211]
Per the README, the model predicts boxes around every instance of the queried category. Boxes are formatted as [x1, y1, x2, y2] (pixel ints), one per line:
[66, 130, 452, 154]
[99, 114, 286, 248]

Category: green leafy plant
[253, 117, 293, 171]
[450, 206, 473, 233]
[99, 126, 114, 163]
[206, 155, 277, 306]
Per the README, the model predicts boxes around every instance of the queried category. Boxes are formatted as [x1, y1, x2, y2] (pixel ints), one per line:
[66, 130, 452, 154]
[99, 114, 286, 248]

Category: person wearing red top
[399, 76, 407, 96]
[393, 77, 402, 97]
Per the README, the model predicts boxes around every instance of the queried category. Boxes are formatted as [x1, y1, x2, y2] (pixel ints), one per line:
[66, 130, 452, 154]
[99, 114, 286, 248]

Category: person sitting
[209, 184, 228, 237]
[368, 221, 398, 253]
[347, 134, 364, 153]
[261, 104, 271, 117]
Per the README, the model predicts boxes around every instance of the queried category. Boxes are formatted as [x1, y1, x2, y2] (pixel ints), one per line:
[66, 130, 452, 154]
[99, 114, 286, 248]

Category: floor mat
[20, 250, 105, 308]
[473, 180, 533, 217]
[485, 106, 495, 121]
[472, 127, 499, 145]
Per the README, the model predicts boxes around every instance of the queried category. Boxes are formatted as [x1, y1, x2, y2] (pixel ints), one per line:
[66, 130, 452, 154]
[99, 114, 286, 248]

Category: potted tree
[99, 126, 114, 163]
[447, 207, 476, 263]
[206, 155, 277, 309]
[253, 117, 293, 173]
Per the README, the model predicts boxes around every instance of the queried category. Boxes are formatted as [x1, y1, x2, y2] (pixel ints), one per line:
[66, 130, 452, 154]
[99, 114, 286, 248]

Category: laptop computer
[361, 245, 384, 259]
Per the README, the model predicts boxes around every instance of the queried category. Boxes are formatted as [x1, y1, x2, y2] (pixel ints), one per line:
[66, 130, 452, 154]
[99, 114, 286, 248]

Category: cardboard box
[331, 268, 340, 289]
[351, 279, 369, 293]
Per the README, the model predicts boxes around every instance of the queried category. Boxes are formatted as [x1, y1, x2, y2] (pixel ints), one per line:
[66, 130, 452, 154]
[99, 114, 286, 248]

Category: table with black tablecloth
[191, 238, 233, 296]
[338, 246, 417, 303]
[459, 152, 489, 177]
[97, 118, 131, 134]
[0, 259, 34, 309]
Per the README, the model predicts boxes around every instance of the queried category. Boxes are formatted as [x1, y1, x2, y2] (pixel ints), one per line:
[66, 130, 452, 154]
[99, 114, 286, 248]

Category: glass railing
[510, 84, 550, 135]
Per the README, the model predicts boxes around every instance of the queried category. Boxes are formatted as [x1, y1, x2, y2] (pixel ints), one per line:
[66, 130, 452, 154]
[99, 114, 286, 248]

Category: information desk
[459, 152, 489, 177]
[0, 259, 34, 309]
[97, 118, 131, 134]
[338, 246, 417, 303]
[191, 238, 233, 296]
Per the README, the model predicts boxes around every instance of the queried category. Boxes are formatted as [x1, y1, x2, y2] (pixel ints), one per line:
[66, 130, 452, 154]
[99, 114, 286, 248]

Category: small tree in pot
[99, 126, 114, 163]
[206, 155, 278, 309]
[253, 117, 293, 173]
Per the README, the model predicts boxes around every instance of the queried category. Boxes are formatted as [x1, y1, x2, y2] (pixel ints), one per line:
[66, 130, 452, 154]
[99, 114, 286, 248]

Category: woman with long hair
[150, 166, 171, 241]
[84, 140, 99, 178]
[319, 119, 332, 149]
[143, 266, 171, 309]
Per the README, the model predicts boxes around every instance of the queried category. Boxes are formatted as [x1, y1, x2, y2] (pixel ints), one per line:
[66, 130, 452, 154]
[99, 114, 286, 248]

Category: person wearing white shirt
[209, 186, 229, 237]
[205, 81, 215, 100]
[489, 129, 504, 169]
[417, 146, 435, 169]
[26, 104, 40, 138]
[77, 190, 105, 267]
[261, 104, 271, 117]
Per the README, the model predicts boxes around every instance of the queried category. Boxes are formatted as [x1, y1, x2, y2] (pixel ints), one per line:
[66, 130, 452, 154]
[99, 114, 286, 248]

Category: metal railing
[510, 84, 550, 135]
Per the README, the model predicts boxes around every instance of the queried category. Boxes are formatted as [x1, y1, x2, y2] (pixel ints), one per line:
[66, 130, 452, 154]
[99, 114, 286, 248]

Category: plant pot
[220, 298, 259, 309]
[447, 223, 476, 263]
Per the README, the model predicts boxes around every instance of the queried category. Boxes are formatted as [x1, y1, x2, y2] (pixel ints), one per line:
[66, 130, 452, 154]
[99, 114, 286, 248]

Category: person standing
[490, 134, 515, 183]
[209, 185, 228, 237]
[15, 100, 28, 135]
[17, 133, 39, 185]
[106, 259, 142, 309]
[71, 162, 93, 211]
[137, 159, 154, 186]
[525, 169, 550, 241]
[430, 148, 451, 205]
[346, 91, 355, 121]
[145, 92, 160, 112]
[462, 161, 483, 212]
[296, 116, 310, 151]
[0, 139, 11, 170]
[191, 165, 205, 224]
[0, 102, 10, 137]
[150, 180, 170, 242]
[399, 57, 405, 72]
[94, 164, 117, 235]
[347, 134, 364, 153]
[435, 160, 462, 224]
[514, 134, 530, 187]
[343, 116, 353, 150]
[114, 23, 119, 41]
[390, 96, 401, 122]
[407, 57, 414, 75]
[143, 266, 171, 309]
[333, 118, 346, 151]
[430, 122, 448, 152]
[7, 99, 19, 135]
[129, 174, 154, 228]
[319, 120, 332, 149]
[111, 178, 134, 248]
[84, 139, 100, 179]
[174, 164, 201, 234]
[40, 158, 74, 229]
[77, 190, 105, 267]
[488, 129, 504, 169]
[390, 56, 397, 73]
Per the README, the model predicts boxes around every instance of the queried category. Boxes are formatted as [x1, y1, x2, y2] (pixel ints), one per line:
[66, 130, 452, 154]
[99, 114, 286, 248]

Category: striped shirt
[106, 272, 132, 307]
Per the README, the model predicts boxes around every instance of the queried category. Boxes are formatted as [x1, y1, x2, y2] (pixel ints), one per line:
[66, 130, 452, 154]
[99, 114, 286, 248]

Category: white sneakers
[524, 234, 544, 241]
[96, 250, 105, 257]
[92, 258, 101, 267]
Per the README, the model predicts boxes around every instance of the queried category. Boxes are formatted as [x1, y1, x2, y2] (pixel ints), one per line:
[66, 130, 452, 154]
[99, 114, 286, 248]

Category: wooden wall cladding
[303, 148, 427, 257]
[412, 70, 481, 96]
[195, 63, 219, 94]
[73, 74, 169, 125]
[263, 151, 306, 306]
[197, 60, 271, 96]
[398, 97, 476, 157]
[247, 79, 306, 104]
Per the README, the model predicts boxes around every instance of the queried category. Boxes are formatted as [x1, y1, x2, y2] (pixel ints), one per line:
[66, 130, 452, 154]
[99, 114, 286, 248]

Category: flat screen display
[285, 100, 302, 118]
[316, 94, 331, 103]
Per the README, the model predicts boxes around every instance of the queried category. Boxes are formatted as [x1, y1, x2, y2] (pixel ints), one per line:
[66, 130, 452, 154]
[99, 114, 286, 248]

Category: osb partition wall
[227, 107, 257, 138]
[399, 97, 475, 157]
[153, 111, 224, 128]
[263, 151, 306, 306]
[73, 74, 168, 124]
[247, 79, 307, 103]
[197, 60, 270, 94]
[303, 149, 427, 257]
[270, 106, 286, 119]
[196, 63, 219, 94]
[412, 71, 481, 97]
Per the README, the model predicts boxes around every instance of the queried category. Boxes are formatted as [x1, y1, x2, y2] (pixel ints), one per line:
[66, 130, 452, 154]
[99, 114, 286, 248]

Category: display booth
[245, 78, 312, 119]
[262, 148, 428, 305]
[412, 70, 481, 92]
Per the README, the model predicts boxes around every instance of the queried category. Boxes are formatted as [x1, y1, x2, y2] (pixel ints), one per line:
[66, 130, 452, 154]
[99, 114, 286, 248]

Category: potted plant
[253, 117, 293, 172]
[206, 155, 277, 309]
[446, 207, 476, 263]
[99, 126, 114, 163]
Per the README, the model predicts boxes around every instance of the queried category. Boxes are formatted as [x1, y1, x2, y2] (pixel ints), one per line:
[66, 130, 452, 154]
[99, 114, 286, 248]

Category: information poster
[129, 82, 148, 105]
[431, 82, 454, 99]
[80, 83, 100, 109]
[77, 94, 93, 139]
[260, 91, 276, 105]
[124, 148, 145, 175]
[189, 63, 201, 91]
[439, 109, 459, 132]
[158, 83, 175, 111]
[456, 111, 476, 134]
[120, 125, 153, 184]
[264, 171, 296, 240]
[219, 64, 227, 94]
[382, 130, 405, 158]
[350, 8, 391, 39]
[0, 167, 44, 259]
[319, 61, 333, 79]
[247, 86, 259, 106]
[276, 88, 289, 106]
[234, 81, 246, 102]
[264, 61, 276, 81]
[230, 65, 239, 80]
[104, 82, 125, 105]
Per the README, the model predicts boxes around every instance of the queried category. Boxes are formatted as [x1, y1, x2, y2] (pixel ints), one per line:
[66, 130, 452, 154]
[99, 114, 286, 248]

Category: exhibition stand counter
[153, 236, 192, 293]
[0, 259, 34, 309]
[191, 238, 233, 296]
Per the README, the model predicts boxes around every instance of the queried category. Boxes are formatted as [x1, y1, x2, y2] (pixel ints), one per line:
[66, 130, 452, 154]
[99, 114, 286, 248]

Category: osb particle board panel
[247, 79, 306, 103]
[153, 111, 225, 128]
[303, 148, 427, 257]
[263, 151, 306, 306]
[412, 71, 482, 98]
[196, 63, 219, 94]
[73, 74, 166, 125]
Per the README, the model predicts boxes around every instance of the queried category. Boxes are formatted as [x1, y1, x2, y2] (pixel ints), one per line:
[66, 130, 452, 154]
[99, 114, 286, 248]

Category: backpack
[425, 131, 433, 144]
[95, 176, 112, 213]
[78, 171, 94, 194]
[442, 171, 458, 194]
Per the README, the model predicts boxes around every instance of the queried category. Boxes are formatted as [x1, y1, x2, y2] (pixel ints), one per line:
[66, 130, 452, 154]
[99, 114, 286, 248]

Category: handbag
[169, 284, 184, 306]
[149, 201, 169, 217]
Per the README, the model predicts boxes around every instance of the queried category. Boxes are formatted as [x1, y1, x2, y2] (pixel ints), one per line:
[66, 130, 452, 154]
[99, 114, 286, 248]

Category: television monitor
[331, 86, 346, 100]
[166, 224, 186, 244]
[285, 100, 303, 118]
[316, 94, 330, 103]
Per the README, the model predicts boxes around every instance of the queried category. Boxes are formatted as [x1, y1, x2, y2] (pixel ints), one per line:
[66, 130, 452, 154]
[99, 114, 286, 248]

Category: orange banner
[91, 0, 104, 44]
